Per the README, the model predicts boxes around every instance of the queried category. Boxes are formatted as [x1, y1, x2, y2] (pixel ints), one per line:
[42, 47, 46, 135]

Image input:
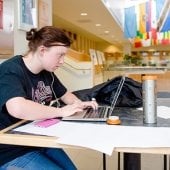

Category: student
[0, 26, 98, 170]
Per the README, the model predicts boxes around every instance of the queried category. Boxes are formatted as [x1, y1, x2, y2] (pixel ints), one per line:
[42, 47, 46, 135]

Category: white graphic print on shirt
[32, 81, 53, 104]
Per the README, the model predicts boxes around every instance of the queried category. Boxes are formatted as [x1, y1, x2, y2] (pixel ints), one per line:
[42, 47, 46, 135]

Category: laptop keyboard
[99, 107, 106, 118]
[83, 106, 111, 118]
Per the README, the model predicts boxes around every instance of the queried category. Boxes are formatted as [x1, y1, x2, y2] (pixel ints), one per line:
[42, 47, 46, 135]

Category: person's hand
[80, 100, 98, 110]
[59, 100, 98, 117]
[59, 102, 84, 117]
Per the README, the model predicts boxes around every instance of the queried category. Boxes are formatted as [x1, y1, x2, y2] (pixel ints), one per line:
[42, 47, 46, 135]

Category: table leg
[103, 153, 106, 170]
[123, 153, 141, 170]
[164, 155, 167, 170]
[118, 152, 120, 170]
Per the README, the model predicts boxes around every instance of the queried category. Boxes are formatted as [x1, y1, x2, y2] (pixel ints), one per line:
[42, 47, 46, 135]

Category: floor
[65, 148, 168, 170]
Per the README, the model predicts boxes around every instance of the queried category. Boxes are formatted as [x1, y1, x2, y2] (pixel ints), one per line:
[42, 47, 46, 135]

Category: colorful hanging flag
[139, 3, 146, 33]
[134, 36, 142, 48]
[160, 11, 170, 32]
[155, 0, 165, 20]
[161, 31, 170, 45]
[146, 0, 151, 32]
[151, 0, 157, 41]
[124, 6, 137, 38]
[142, 38, 151, 47]
[123, 0, 170, 47]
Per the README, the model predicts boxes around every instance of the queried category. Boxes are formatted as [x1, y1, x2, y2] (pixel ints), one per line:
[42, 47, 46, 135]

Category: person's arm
[60, 91, 98, 110]
[6, 97, 84, 120]
[6, 92, 98, 121]
[60, 91, 81, 104]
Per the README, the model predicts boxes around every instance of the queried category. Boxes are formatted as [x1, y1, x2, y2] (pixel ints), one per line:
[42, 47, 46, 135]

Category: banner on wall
[0, 0, 3, 29]
[89, 49, 98, 66]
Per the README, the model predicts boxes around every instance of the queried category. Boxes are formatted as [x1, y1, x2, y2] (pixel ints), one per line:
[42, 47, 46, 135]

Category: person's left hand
[76, 99, 98, 110]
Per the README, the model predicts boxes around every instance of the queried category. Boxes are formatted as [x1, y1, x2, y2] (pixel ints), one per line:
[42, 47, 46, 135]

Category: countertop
[106, 65, 169, 70]
[105, 66, 169, 74]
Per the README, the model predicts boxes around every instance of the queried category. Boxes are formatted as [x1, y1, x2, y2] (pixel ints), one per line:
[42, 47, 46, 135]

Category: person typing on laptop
[0, 26, 98, 170]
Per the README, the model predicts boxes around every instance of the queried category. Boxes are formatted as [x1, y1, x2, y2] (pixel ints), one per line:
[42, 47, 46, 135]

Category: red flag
[134, 37, 142, 48]
[161, 32, 170, 45]
[151, 28, 157, 39]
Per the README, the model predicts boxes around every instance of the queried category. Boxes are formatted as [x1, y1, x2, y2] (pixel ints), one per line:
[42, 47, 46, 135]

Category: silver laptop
[62, 76, 126, 121]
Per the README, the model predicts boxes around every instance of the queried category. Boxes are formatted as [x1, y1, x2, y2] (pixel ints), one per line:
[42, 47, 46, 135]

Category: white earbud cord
[49, 73, 61, 107]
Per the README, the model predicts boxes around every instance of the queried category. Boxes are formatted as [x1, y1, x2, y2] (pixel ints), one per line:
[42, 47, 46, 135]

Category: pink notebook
[34, 119, 60, 128]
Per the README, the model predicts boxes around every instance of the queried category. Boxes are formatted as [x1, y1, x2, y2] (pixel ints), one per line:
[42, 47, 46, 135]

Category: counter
[103, 66, 170, 91]
[106, 65, 169, 71]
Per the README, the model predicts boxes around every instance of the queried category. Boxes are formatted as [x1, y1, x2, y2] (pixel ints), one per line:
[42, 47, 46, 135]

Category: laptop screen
[109, 76, 126, 114]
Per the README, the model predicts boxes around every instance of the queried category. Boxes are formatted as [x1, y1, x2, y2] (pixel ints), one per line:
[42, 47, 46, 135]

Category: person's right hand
[59, 101, 85, 117]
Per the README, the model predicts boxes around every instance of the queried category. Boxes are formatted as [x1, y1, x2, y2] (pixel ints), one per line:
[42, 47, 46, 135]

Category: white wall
[55, 57, 94, 91]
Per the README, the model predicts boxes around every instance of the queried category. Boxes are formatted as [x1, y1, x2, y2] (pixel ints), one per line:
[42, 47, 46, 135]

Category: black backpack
[73, 76, 142, 108]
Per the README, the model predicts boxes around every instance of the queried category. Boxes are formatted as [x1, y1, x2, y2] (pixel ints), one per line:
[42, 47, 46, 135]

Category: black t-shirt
[0, 55, 67, 165]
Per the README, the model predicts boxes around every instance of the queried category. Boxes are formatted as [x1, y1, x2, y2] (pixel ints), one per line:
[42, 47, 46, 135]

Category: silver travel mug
[142, 75, 157, 124]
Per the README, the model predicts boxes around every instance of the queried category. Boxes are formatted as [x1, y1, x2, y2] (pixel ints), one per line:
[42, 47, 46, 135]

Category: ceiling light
[80, 13, 88, 16]
[104, 30, 109, 34]
[95, 24, 101, 27]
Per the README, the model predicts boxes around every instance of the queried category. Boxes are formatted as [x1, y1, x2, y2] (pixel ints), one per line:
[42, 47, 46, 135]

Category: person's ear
[38, 45, 47, 56]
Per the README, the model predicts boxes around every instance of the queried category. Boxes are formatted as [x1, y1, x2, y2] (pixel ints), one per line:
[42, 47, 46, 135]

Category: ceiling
[52, 0, 170, 52]
[52, 0, 131, 48]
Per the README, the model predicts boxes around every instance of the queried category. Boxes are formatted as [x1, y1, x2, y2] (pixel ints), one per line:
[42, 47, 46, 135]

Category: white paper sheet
[57, 124, 170, 155]
[14, 120, 170, 155]
[138, 106, 170, 119]
[57, 123, 115, 155]
[157, 106, 170, 119]
[14, 120, 77, 138]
